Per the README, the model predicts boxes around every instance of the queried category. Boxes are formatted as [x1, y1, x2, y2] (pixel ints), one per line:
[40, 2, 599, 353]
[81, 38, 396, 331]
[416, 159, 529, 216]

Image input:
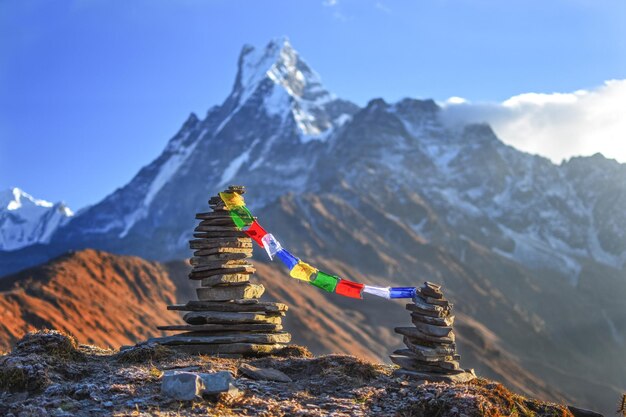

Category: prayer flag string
[218, 192, 417, 300]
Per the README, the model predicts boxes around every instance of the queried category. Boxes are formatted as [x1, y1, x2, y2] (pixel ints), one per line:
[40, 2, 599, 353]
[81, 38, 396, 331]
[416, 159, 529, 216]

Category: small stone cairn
[391, 282, 476, 382]
[152, 185, 291, 356]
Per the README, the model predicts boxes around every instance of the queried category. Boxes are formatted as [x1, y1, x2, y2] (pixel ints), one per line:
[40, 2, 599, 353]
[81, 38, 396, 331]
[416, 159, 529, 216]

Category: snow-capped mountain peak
[2, 187, 54, 211]
[0, 188, 73, 251]
[233, 37, 332, 104]
[229, 38, 347, 142]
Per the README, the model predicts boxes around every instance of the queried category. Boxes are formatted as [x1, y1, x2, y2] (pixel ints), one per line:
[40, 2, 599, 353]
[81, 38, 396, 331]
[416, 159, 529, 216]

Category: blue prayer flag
[276, 249, 299, 270]
[389, 287, 416, 299]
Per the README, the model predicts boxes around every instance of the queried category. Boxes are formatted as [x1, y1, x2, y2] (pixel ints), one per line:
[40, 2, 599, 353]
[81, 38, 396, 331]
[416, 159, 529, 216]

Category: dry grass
[116, 343, 176, 364]
[271, 344, 312, 358]
[471, 379, 571, 417]
[14, 329, 83, 360]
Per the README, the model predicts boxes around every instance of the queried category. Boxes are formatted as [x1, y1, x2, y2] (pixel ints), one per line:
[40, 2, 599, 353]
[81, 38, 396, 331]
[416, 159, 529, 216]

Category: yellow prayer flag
[219, 192, 246, 209]
[289, 260, 318, 282]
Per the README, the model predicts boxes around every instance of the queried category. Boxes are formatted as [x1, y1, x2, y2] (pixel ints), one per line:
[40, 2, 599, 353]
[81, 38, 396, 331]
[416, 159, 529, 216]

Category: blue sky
[1, 0, 625, 209]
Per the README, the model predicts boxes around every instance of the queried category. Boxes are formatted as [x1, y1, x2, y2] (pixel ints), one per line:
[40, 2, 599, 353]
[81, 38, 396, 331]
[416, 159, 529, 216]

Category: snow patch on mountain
[497, 226, 582, 283]
[602, 309, 624, 346]
[0, 188, 73, 250]
[119, 128, 205, 238]
[586, 208, 625, 269]
[218, 139, 260, 187]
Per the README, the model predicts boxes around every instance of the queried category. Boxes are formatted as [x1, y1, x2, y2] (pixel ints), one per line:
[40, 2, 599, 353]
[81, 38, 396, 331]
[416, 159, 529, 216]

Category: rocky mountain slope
[0, 331, 579, 417]
[0, 249, 182, 351]
[0, 188, 73, 252]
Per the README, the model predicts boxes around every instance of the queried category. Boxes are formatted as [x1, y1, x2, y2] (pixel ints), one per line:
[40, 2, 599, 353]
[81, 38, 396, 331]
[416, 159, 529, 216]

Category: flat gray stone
[412, 296, 445, 312]
[189, 238, 252, 250]
[189, 266, 255, 279]
[239, 363, 292, 382]
[161, 372, 204, 401]
[200, 274, 251, 287]
[403, 338, 457, 356]
[193, 232, 248, 239]
[406, 303, 449, 318]
[197, 218, 237, 226]
[411, 313, 454, 327]
[395, 327, 455, 344]
[192, 260, 252, 271]
[194, 225, 241, 232]
[390, 354, 461, 373]
[411, 321, 453, 338]
[195, 212, 233, 220]
[392, 349, 455, 363]
[150, 332, 291, 345]
[192, 254, 250, 265]
[183, 310, 282, 325]
[394, 368, 476, 383]
[165, 343, 287, 355]
[419, 289, 443, 300]
[193, 247, 253, 257]
[199, 371, 239, 397]
[196, 284, 265, 301]
[157, 323, 283, 332]
[168, 301, 288, 313]
[422, 296, 450, 307]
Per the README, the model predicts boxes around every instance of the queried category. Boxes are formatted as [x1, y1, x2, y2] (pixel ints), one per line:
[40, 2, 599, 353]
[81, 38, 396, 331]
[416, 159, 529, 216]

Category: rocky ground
[0, 331, 575, 417]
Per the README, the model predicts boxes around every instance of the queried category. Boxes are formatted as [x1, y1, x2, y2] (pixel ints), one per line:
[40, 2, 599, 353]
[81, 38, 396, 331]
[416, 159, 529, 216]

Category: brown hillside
[0, 249, 182, 351]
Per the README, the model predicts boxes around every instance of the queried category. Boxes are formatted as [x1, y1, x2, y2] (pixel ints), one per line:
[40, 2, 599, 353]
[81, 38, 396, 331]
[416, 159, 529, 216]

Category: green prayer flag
[311, 271, 339, 292]
[229, 206, 255, 229]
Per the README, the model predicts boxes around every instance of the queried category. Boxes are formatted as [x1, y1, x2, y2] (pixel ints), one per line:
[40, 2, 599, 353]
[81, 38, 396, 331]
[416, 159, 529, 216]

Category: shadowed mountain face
[1, 39, 625, 413]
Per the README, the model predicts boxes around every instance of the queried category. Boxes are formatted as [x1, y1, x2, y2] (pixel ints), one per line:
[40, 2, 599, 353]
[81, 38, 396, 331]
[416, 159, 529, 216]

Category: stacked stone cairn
[391, 282, 476, 382]
[152, 185, 291, 356]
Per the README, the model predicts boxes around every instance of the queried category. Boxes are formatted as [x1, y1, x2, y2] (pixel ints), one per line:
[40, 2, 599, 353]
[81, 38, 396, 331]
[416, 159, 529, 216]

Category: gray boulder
[160, 370, 239, 401]
[161, 372, 204, 401]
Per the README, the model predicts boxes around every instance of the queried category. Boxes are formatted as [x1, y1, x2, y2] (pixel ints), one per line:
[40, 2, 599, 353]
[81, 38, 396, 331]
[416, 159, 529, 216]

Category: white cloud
[445, 96, 467, 105]
[322, 0, 349, 20]
[440, 79, 626, 163]
[375, 2, 392, 14]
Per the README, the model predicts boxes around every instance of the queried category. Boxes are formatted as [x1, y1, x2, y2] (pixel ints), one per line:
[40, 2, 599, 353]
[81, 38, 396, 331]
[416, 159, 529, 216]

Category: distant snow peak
[0, 187, 73, 251]
[2, 187, 53, 211]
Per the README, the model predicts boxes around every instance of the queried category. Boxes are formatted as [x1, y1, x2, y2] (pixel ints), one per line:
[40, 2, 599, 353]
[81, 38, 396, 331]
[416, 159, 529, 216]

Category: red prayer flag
[335, 279, 364, 299]
[245, 221, 268, 247]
